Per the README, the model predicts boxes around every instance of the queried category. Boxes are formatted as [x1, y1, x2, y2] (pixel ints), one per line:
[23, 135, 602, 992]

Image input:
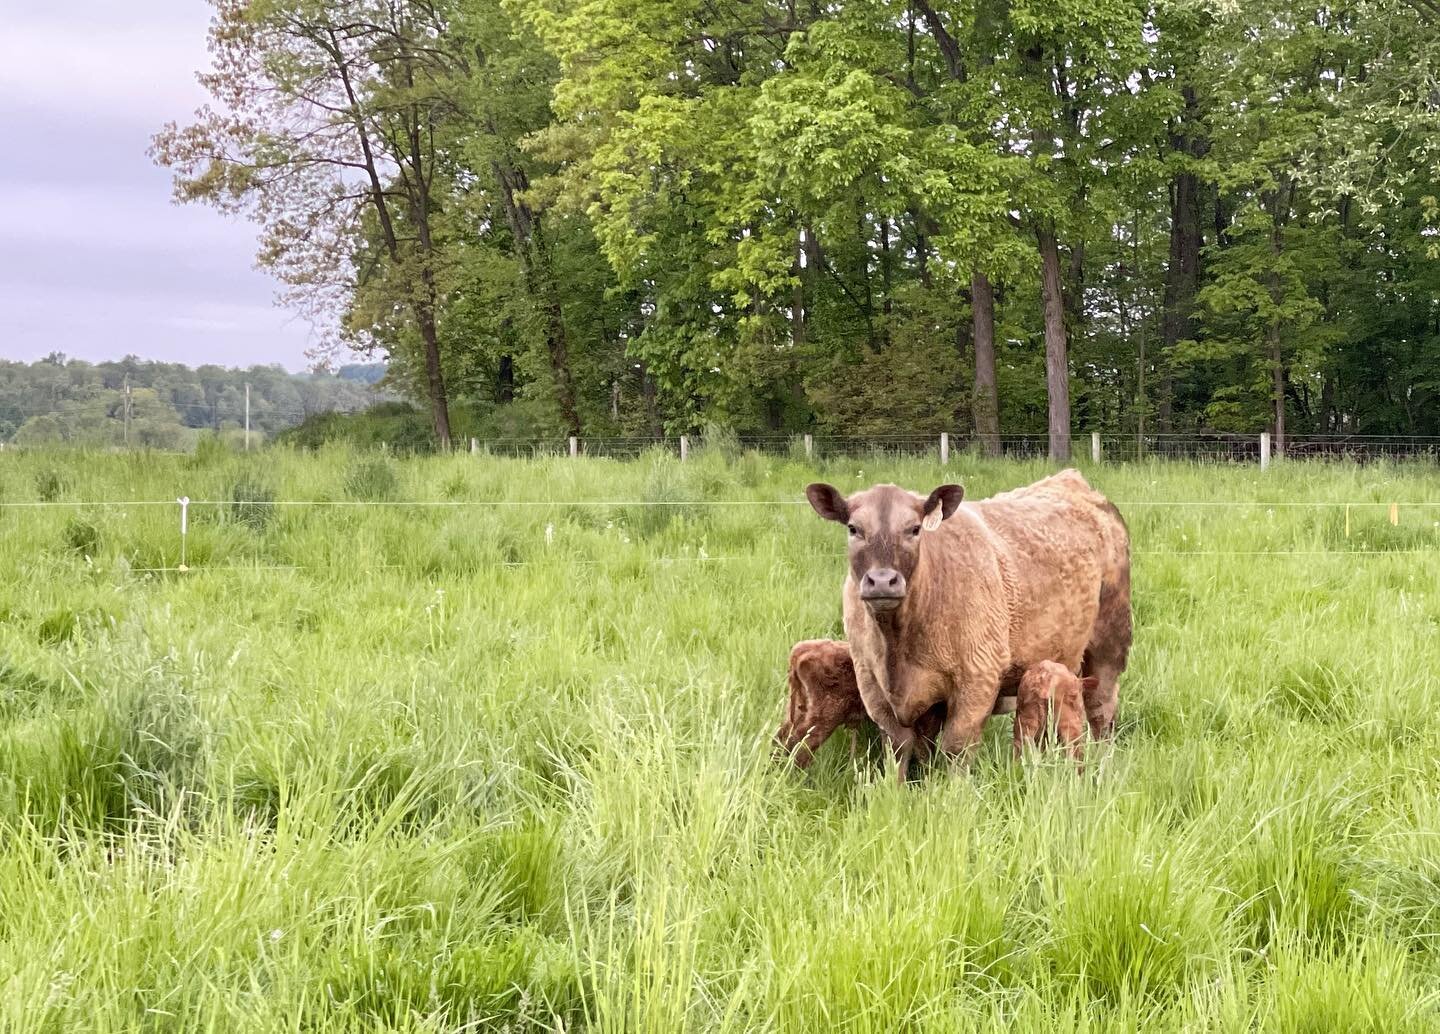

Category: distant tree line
[0, 354, 386, 448]
[154, 0, 1440, 457]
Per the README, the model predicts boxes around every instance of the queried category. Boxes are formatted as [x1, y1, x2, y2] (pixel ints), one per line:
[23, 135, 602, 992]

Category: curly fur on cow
[806, 469, 1131, 782]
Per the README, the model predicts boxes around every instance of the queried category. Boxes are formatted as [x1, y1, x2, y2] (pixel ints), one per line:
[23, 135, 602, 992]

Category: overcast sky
[0, 3, 356, 372]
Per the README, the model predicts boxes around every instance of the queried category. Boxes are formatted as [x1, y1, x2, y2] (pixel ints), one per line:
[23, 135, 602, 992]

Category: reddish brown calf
[773, 639, 869, 769]
[1013, 661, 1098, 769]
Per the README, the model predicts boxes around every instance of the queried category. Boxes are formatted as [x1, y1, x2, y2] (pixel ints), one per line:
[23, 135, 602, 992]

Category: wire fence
[6, 425, 1440, 463]
[452, 432, 1440, 465]
[2, 492, 1437, 578]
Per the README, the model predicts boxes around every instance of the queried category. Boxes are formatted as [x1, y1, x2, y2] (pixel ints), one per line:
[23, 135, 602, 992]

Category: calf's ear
[922, 484, 965, 523]
[806, 483, 849, 523]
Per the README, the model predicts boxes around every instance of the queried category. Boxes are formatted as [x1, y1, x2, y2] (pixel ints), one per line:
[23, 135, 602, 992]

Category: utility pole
[244, 383, 251, 451]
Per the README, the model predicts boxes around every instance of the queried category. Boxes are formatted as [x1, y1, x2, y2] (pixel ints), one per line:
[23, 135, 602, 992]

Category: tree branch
[910, 0, 965, 82]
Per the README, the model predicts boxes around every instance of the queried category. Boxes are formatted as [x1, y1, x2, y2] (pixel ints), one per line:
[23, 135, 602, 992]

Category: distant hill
[0, 354, 396, 447]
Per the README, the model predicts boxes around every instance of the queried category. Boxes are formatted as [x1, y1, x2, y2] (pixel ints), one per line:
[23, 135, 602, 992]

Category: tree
[154, 0, 460, 445]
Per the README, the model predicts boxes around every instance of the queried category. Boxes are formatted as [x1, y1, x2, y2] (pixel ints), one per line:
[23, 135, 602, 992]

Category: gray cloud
[0, 3, 362, 371]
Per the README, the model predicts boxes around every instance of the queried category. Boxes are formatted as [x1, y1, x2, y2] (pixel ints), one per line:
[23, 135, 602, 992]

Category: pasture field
[3, 444, 1440, 1032]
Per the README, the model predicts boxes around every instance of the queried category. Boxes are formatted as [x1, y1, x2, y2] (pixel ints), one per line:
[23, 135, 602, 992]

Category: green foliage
[135, 0, 1440, 447]
[344, 457, 399, 501]
[36, 610, 78, 645]
[229, 477, 276, 533]
[62, 515, 101, 557]
[0, 357, 382, 447]
[280, 402, 439, 453]
[33, 468, 65, 502]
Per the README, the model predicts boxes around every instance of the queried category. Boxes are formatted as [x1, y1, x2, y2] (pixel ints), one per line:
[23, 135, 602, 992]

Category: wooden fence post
[569, 436, 578, 458]
[470, 437, 478, 454]
[940, 432, 950, 466]
[1260, 432, 1271, 471]
[680, 435, 689, 462]
[804, 434, 813, 459]
[1091, 432, 1101, 463]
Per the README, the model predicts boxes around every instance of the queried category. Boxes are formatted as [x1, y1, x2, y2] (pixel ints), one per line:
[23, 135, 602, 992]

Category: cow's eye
[908, 524, 922, 537]
[846, 524, 861, 537]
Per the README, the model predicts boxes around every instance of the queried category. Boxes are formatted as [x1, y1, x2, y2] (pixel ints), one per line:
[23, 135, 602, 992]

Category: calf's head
[805, 481, 965, 613]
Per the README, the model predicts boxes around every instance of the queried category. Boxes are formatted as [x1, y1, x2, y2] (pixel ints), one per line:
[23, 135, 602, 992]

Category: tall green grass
[1, 445, 1439, 1030]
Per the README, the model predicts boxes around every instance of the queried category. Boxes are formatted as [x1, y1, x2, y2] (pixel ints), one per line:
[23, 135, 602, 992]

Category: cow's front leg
[863, 709, 918, 785]
[889, 663, 948, 729]
[852, 665, 918, 784]
[886, 667, 950, 784]
[940, 675, 1004, 769]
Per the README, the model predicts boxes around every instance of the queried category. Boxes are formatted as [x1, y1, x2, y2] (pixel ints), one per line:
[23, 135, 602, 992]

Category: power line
[2, 497, 1440, 510]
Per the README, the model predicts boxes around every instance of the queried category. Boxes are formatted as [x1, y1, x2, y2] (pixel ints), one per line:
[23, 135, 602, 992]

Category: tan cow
[805, 469, 1131, 782]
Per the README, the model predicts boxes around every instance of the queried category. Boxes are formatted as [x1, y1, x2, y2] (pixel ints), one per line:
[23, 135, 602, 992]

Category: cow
[1013, 661, 1097, 770]
[773, 638, 1016, 771]
[805, 469, 1131, 783]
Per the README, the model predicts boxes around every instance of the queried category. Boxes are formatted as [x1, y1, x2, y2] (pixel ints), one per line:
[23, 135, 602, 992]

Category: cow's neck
[867, 555, 938, 700]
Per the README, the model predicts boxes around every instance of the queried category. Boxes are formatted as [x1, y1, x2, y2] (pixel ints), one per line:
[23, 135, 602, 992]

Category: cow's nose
[860, 567, 905, 598]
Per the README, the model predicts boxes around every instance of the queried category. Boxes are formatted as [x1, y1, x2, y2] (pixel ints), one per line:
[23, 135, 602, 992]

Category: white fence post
[177, 496, 190, 572]
[940, 432, 950, 466]
[1260, 432, 1271, 471]
[470, 437, 478, 454]
[1091, 432, 1101, 464]
[804, 433, 813, 459]
[569, 436, 578, 458]
[680, 435, 689, 462]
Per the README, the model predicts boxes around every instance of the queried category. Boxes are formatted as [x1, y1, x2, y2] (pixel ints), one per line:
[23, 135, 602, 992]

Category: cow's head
[805, 481, 965, 614]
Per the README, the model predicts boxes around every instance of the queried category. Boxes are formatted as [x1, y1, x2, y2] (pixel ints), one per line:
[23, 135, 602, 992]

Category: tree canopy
[155, 0, 1440, 457]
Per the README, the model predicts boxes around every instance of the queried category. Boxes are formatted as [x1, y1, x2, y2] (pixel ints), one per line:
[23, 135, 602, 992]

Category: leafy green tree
[154, 0, 463, 445]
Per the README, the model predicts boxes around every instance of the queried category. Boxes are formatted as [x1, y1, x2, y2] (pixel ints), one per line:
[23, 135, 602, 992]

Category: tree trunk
[1037, 224, 1071, 461]
[1269, 312, 1286, 455]
[534, 260, 582, 438]
[640, 363, 662, 436]
[879, 216, 893, 327]
[329, 32, 451, 446]
[971, 270, 1000, 456]
[792, 229, 806, 346]
[910, 208, 932, 287]
[1160, 85, 1207, 435]
[493, 155, 582, 437]
[497, 354, 515, 404]
[1266, 180, 1293, 457]
[416, 300, 451, 447]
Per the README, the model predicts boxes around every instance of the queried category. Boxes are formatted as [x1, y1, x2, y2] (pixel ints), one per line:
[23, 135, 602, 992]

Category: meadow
[2, 441, 1440, 1032]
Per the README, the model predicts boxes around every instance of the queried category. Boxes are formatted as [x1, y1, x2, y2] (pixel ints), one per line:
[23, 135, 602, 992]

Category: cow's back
[968, 470, 1113, 670]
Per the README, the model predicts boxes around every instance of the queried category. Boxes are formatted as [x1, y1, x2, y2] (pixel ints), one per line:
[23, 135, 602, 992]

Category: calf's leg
[1056, 682, 1088, 771]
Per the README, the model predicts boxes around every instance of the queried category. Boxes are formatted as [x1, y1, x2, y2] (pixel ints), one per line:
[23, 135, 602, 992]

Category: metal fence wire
[451, 432, 1440, 465]
[6, 430, 1440, 464]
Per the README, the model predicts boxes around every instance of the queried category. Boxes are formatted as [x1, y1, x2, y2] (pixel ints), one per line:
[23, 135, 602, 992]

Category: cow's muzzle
[859, 567, 906, 612]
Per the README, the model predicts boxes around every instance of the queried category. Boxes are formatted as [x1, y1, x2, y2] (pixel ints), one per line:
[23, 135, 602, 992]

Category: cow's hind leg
[1082, 578, 1132, 740]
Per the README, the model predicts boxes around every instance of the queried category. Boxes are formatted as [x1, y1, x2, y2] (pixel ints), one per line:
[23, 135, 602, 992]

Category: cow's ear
[1080, 676, 1100, 693]
[922, 484, 964, 524]
[806, 483, 849, 523]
